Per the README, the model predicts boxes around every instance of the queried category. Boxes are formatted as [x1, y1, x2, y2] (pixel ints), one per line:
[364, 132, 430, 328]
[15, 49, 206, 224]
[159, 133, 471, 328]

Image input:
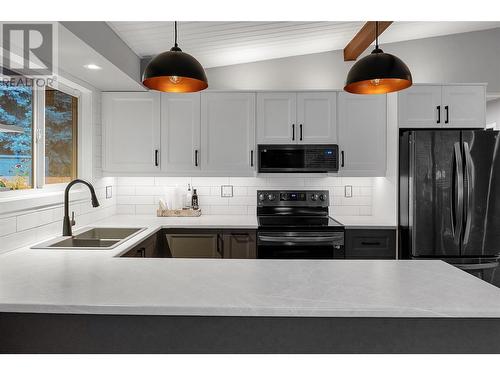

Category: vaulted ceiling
[108, 21, 500, 68]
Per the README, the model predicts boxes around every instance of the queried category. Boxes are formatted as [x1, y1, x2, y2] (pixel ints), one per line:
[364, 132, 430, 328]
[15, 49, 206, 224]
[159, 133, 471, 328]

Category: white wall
[205, 28, 500, 93]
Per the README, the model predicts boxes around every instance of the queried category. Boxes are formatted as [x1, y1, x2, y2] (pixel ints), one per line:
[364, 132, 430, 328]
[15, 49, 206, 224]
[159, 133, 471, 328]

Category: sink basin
[31, 227, 146, 250]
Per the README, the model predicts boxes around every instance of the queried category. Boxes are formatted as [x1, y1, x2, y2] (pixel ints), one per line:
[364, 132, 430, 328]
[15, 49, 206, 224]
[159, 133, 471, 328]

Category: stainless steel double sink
[31, 227, 146, 250]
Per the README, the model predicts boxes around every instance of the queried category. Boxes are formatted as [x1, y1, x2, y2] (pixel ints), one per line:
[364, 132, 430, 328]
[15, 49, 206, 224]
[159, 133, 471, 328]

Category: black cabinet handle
[361, 241, 381, 246]
[292, 124, 295, 141]
[194, 149, 199, 167]
[154, 149, 159, 167]
[216, 234, 224, 258]
[341, 151, 345, 168]
[437, 105, 441, 124]
[299, 124, 303, 141]
[250, 150, 254, 167]
[445, 105, 449, 124]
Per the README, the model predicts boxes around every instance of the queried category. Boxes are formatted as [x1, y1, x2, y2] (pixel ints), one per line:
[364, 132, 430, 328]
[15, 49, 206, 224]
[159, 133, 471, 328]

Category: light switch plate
[221, 185, 233, 197]
[106, 186, 113, 199]
[344, 185, 353, 198]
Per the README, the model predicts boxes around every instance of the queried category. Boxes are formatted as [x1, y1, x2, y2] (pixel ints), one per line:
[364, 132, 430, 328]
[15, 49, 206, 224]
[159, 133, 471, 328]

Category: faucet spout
[63, 179, 100, 236]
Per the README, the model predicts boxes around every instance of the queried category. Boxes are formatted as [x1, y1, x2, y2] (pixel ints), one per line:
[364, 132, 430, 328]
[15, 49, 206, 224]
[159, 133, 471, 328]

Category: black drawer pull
[361, 241, 381, 246]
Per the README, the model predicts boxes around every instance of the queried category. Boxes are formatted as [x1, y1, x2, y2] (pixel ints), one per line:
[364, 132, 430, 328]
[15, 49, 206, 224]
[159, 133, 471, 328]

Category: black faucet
[63, 179, 100, 236]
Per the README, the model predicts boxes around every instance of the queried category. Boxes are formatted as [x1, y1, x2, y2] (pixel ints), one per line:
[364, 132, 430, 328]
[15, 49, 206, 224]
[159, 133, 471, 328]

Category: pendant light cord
[174, 21, 178, 48]
[375, 21, 379, 49]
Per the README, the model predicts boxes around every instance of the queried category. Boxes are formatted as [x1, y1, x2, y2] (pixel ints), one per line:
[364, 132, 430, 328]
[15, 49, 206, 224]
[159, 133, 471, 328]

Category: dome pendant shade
[142, 22, 208, 93]
[344, 48, 412, 94]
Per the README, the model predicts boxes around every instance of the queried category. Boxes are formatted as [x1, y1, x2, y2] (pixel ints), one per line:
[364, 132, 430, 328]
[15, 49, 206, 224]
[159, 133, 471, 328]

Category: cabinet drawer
[345, 229, 396, 259]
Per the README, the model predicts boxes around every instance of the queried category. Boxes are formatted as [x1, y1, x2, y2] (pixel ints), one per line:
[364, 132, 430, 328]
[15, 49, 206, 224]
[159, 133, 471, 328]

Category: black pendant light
[344, 21, 412, 94]
[142, 21, 208, 93]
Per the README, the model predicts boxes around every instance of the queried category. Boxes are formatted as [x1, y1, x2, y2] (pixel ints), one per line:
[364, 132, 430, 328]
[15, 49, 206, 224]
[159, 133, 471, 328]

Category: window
[0, 85, 33, 190]
[45, 88, 78, 184]
[0, 82, 79, 192]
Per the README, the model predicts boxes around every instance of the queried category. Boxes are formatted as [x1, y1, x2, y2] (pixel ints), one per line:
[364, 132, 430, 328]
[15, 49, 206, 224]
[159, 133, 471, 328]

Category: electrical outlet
[106, 186, 113, 199]
[221, 185, 233, 197]
[344, 185, 353, 198]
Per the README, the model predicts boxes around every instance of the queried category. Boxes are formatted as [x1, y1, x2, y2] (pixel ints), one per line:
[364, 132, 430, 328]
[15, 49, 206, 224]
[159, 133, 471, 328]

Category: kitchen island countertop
[0, 213, 499, 318]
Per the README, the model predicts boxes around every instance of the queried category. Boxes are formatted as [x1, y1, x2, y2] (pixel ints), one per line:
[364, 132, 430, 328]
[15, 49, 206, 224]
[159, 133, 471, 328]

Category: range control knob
[319, 194, 326, 201]
[311, 194, 319, 201]
[267, 193, 276, 201]
[258, 193, 265, 202]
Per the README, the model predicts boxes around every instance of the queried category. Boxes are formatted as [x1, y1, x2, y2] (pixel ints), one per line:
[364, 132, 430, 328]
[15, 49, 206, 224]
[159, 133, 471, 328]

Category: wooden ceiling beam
[343, 21, 393, 61]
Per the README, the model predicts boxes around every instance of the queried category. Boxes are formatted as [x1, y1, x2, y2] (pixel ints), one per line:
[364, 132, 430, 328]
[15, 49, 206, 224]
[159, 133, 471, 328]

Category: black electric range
[256, 190, 345, 259]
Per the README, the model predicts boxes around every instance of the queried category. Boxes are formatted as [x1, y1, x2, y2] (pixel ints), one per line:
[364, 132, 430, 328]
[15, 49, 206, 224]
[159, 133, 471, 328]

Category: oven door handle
[258, 235, 340, 243]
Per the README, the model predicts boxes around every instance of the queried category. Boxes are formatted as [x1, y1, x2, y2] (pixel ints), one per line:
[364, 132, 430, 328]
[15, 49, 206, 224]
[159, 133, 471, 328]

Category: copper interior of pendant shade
[344, 78, 412, 94]
[142, 76, 208, 93]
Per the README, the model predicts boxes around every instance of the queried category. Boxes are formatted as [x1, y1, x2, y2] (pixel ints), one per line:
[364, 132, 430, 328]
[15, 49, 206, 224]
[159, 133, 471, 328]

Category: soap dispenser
[192, 189, 199, 210]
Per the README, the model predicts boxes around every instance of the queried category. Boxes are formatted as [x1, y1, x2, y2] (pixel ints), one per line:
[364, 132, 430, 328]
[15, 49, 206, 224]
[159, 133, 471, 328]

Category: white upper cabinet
[257, 92, 338, 144]
[102, 92, 161, 173]
[297, 92, 337, 144]
[201, 92, 256, 174]
[442, 85, 486, 128]
[257, 92, 296, 144]
[161, 93, 201, 172]
[398, 84, 486, 129]
[338, 93, 387, 177]
[398, 85, 442, 128]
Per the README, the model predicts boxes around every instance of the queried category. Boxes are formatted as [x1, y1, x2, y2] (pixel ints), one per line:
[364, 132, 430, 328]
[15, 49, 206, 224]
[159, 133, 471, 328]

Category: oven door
[257, 231, 345, 259]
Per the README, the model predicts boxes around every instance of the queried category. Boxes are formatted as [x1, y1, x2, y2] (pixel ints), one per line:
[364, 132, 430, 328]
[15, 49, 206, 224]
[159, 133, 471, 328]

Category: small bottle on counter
[185, 184, 192, 209]
[192, 188, 199, 210]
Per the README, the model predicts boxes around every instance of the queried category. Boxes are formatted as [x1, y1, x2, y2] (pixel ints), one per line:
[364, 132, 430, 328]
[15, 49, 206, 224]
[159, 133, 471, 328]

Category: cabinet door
[166, 233, 221, 258]
[201, 92, 256, 173]
[102, 92, 161, 173]
[442, 85, 486, 129]
[256, 92, 296, 144]
[398, 85, 442, 128]
[223, 231, 256, 259]
[297, 92, 337, 143]
[121, 234, 158, 258]
[338, 93, 386, 177]
[161, 93, 201, 172]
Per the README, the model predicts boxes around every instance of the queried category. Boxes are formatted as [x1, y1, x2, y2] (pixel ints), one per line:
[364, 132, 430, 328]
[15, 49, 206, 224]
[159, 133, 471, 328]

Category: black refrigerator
[399, 129, 500, 284]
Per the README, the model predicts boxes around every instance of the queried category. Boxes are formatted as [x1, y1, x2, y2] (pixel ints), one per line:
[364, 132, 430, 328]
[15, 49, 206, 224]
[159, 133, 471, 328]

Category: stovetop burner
[258, 215, 343, 229]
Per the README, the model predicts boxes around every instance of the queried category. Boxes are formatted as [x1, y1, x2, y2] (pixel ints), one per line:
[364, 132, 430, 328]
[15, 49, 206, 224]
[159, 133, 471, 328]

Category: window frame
[38, 82, 81, 189]
[0, 76, 89, 199]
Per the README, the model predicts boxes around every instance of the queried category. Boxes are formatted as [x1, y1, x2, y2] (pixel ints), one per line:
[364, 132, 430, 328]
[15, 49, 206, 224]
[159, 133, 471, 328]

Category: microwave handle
[341, 150, 345, 168]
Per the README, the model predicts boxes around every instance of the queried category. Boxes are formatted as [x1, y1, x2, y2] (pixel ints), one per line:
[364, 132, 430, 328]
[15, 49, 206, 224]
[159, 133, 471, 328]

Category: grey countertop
[0, 214, 499, 317]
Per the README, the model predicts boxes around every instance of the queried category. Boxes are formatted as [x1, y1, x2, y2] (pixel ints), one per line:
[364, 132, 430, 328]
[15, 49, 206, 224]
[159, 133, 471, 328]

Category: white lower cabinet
[201, 92, 256, 174]
[102, 92, 161, 173]
[161, 93, 201, 172]
[338, 92, 387, 177]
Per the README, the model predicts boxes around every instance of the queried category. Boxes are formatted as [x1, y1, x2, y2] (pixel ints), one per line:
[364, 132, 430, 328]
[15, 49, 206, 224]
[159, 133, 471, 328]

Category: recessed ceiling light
[84, 64, 102, 70]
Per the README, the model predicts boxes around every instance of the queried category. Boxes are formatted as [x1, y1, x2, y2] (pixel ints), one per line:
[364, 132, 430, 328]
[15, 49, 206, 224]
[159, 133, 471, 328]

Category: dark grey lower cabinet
[345, 229, 396, 259]
[122, 232, 159, 258]
[222, 230, 256, 259]
[162, 229, 256, 259]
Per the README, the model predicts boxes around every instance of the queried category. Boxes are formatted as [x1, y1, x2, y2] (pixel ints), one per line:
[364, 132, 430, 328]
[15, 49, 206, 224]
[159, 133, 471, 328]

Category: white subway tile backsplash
[116, 186, 136, 196]
[210, 205, 248, 215]
[117, 177, 155, 186]
[115, 176, 375, 218]
[16, 209, 55, 232]
[192, 177, 230, 186]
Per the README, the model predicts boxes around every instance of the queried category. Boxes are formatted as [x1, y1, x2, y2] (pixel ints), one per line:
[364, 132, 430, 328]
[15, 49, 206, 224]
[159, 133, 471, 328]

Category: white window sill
[0, 187, 90, 217]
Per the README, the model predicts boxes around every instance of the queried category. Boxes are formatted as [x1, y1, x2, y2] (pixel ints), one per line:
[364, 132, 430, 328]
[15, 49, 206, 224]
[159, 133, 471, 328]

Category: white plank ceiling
[108, 21, 500, 68]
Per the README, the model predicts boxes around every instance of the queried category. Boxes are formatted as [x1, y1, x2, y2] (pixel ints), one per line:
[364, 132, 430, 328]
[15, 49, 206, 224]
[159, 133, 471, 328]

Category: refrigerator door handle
[463, 142, 474, 246]
[451, 142, 464, 243]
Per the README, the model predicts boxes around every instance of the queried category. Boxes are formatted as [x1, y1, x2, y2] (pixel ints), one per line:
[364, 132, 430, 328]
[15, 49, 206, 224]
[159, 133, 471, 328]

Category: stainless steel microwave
[257, 144, 339, 173]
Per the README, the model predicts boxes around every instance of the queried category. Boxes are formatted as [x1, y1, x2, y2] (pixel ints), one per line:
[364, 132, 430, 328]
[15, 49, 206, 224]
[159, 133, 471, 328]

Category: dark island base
[1, 313, 500, 353]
